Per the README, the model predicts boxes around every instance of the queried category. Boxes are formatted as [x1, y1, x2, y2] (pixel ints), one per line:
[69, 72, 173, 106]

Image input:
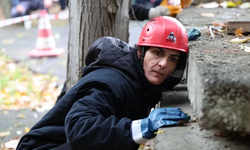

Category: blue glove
[187, 28, 201, 41]
[131, 107, 190, 144]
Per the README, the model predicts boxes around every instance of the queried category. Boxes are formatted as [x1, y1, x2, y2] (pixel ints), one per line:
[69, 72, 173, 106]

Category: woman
[17, 16, 189, 150]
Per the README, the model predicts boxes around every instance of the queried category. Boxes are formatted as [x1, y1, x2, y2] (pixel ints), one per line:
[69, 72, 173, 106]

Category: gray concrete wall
[188, 50, 250, 132]
[155, 85, 250, 150]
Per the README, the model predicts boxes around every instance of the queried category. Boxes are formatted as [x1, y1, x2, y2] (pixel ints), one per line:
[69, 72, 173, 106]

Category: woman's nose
[158, 58, 167, 68]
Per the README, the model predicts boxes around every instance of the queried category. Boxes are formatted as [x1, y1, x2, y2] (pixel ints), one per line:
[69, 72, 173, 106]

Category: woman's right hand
[131, 107, 190, 144]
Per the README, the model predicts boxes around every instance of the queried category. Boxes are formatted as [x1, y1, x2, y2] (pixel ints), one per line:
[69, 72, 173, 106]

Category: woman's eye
[154, 51, 162, 56]
[171, 57, 178, 63]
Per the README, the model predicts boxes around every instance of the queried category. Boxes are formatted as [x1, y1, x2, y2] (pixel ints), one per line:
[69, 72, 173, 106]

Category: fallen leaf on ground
[220, 1, 228, 8]
[230, 37, 250, 43]
[139, 139, 154, 150]
[239, 2, 250, 9]
[213, 22, 223, 27]
[214, 131, 229, 137]
[4, 139, 20, 149]
[198, 2, 220, 8]
[190, 117, 199, 123]
[214, 131, 224, 137]
[3, 111, 8, 115]
[201, 13, 214, 17]
[154, 130, 165, 134]
[244, 46, 250, 52]
[16, 33, 26, 38]
[0, 50, 61, 110]
[239, 45, 250, 52]
[227, 1, 238, 7]
[235, 27, 244, 36]
[17, 114, 26, 119]
[24, 127, 30, 133]
[2, 39, 13, 44]
[0, 131, 11, 137]
[212, 22, 227, 29]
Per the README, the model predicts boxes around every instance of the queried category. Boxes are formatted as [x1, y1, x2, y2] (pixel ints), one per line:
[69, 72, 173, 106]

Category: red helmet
[137, 16, 188, 53]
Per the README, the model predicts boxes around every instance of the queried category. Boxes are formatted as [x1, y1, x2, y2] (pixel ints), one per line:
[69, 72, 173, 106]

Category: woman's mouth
[154, 71, 164, 76]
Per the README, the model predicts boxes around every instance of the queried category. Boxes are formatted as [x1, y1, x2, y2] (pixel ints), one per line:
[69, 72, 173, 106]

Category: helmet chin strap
[140, 47, 145, 66]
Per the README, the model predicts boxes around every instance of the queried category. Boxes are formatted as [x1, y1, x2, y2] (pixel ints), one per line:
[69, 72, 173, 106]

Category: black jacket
[17, 37, 186, 150]
[129, 4, 150, 21]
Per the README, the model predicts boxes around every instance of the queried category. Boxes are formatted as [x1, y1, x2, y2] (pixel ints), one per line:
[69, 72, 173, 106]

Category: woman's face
[143, 47, 180, 85]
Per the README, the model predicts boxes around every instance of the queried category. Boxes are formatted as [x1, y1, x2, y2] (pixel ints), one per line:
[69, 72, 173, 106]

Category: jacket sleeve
[65, 80, 139, 150]
[129, 4, 150, 21]
[11, 0, 21, 7]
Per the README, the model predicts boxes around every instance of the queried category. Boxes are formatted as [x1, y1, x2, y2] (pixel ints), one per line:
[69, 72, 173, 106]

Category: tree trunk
[0, 0, 11, 19]
[67, 0, 130, 90]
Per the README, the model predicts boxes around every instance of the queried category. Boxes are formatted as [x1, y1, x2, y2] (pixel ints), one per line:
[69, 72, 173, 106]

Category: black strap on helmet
[140, 47, 145, 66]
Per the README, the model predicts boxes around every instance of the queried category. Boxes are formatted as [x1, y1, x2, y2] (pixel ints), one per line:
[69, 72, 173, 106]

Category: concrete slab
[155, 85, 250, 150]
[187, 33, 250, 132]
[153, 5, 250, 149]
[179, 7, 250, 132]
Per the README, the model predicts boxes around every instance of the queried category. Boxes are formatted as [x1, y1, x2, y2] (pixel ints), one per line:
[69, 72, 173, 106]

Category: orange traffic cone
[29, 9, 64, 57]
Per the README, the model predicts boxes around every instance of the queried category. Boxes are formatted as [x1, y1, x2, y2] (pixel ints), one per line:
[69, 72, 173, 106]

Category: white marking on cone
[36, 37, 56, 50]
[38, 18, 52, 29]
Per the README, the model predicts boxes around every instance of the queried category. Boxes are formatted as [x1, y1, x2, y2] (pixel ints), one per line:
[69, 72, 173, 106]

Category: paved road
[0, 19, 147, 84]
[0, 20, 69, 85]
